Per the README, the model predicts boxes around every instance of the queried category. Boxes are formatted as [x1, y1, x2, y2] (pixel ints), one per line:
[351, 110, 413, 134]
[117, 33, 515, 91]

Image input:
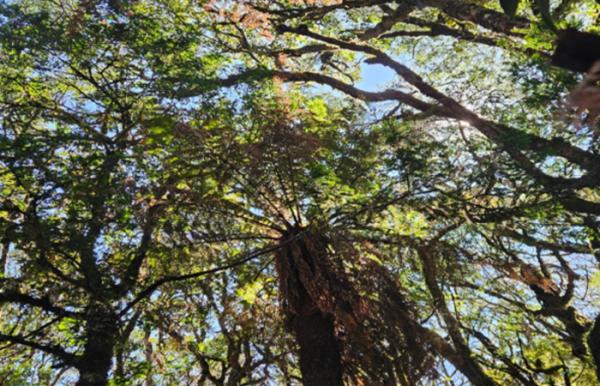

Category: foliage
[0, 0, 600, 385]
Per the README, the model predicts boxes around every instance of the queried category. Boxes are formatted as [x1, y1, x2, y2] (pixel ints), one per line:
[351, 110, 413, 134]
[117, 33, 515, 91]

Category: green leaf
[500, 0, 519, 16]
[533, 0, 557, 31]
[307, 98, 328, 122]
[236, 280, 263, 305]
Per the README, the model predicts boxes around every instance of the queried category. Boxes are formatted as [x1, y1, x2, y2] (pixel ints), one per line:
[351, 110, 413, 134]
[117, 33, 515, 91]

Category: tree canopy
[1, 0, 600, 385]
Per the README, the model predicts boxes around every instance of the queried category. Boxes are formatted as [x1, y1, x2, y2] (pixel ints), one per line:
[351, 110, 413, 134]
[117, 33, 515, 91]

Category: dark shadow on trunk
[291, 285, 344, 386]
[75, 303, 118, 386]
[276, 228, 344, 386]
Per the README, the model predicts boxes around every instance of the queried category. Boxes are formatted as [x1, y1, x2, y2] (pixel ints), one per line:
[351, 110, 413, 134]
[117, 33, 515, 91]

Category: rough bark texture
[276, 228, 345, 386]
[291, 287, 344, 386]
[76, 304, 118, 386]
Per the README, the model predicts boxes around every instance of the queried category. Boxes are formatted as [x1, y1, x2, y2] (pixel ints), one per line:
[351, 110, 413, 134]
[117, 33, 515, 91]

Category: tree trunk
[276, 228, 345, 386]
[76, 304, 117, 386]
[291, 287, 344, 386]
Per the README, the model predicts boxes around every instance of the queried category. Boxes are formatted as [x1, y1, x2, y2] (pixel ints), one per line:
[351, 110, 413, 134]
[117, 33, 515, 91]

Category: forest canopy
[1, 0, 600, 385]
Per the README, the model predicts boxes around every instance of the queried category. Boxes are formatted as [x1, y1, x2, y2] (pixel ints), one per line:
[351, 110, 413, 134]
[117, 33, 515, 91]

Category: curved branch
[121, 231, 308, 315]
[0, 332, 78, 366]
[0, 290, 81, 318]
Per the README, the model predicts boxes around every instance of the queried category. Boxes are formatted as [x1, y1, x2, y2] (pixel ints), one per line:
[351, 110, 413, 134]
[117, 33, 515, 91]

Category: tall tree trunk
[276, 228, 344, 386]
[291, 285, 344, 386]
[76, 303, 117, 386]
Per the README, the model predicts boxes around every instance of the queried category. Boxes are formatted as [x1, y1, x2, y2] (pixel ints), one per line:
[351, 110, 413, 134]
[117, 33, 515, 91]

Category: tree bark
[291, 287, 344, 386]
[76, 304, 118, 386]
[422, 0, 529, 35]
[276, 229, 345, 386]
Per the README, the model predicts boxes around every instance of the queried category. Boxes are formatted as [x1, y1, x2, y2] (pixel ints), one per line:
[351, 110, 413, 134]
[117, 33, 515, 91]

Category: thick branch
[421, 0, 529, 35]
[0, 333, 78, 366]
[0, 290, 81, 318]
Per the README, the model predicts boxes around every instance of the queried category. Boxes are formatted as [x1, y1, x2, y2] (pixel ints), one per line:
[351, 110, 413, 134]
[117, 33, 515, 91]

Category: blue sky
[357, 62, 396, 92]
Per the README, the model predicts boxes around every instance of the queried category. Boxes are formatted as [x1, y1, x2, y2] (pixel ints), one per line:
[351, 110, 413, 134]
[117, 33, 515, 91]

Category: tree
[0, 2, 215, 384]
[1, 0, 600, 385]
